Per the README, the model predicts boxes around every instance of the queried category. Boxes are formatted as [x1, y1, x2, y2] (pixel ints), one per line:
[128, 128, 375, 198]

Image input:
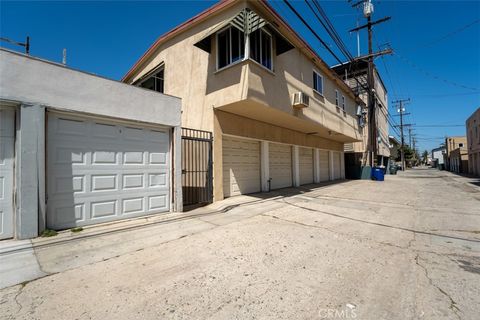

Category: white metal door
[299, 147, 314, 185]
[47, 113, 170, 230]
[319, 150, 330, 182]
[269, 143, 292, 190]
[0, 108, 15, 239]
[333, 151, 341, 180]
[223, 136, 261, 197]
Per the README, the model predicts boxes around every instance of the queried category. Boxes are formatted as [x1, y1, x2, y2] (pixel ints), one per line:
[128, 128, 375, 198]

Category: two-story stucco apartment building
[123, 0, 364, 203]
[332, 61, 390, 178]
[466, 108, 480, 176]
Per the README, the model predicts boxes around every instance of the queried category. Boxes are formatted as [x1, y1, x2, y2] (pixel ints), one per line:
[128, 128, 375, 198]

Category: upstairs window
[341, 95, 346, 111]
[250, 28, 272, 70]
[335, 90, 339, 107]
[217, 26, 245, 69]
[138, 68, 164, 93]
[313, 71, 323, 95]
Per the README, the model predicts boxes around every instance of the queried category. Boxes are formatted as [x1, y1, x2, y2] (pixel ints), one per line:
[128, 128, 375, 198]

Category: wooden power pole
[349, 0, 391, 168]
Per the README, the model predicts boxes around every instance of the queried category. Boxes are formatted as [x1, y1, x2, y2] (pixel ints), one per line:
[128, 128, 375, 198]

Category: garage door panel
[47, 113, 170, 230]
[319, 151, 330, 182]
[299, 147, 314, 185]
[223, 136, 261, 197]
[269, 143, 292, 190]
[0, 108, 14, 239]
[333, 152, 341, 180]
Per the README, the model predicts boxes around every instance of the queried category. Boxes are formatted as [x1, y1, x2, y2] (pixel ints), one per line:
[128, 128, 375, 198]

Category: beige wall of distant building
[466, 108, 480, 176]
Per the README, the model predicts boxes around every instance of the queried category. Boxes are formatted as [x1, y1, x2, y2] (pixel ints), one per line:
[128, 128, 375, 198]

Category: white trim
[313, 70, 324, 95]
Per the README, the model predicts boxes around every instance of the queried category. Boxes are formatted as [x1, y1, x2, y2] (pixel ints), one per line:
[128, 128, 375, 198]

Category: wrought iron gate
[181, 128, 213, 207]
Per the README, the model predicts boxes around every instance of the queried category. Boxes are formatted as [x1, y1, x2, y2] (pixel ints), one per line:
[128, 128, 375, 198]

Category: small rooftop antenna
[62, 48, 67, 65]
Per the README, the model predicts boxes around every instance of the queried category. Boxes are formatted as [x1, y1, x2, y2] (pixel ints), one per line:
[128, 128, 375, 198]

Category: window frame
[335, 90, 339, 107]
[312, 70, 324, 96]
[215, 25, 274, 72]
[341, 95, 346, 112]
[135, 65, 165, 94]
[216, 25, 246, 71]
[249, 27, 274, 71]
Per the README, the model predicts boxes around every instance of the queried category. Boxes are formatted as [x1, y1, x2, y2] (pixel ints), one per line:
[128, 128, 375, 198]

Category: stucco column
[172, 126, 183, 212]
[213, 112, 224, 202]
[16, 104, 45, 239]
[329, 150, 334, 180]
[260, 141, 270, 192]
[313, 149, 320, 183]
[292, 146, 300, 187]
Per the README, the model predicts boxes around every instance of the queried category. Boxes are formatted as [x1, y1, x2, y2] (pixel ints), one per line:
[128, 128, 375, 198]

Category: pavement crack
[262, 213, 410, 250]
[13, 282, 26, 314]
[415, 254, 461, 320]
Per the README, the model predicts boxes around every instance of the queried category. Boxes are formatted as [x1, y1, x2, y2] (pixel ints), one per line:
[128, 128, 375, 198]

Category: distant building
[388, 135, 400, 162]
[332, 61, 390, 178]
[449, 147, 468, 174]
[444, 136, 467, 171]
[431, 146, 446, 170]
[466, 108, 480, 176]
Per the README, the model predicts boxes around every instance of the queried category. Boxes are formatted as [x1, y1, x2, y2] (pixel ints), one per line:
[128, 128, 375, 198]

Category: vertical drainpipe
[260, 141, 270, 192]
[292, 146, 300, 187]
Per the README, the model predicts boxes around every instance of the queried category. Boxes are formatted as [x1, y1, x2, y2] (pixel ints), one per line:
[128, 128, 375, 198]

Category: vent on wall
[292, 92, 310, 108]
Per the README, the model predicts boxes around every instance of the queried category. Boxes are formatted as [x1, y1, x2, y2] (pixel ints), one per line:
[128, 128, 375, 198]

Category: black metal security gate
[181, 128, 213, 207]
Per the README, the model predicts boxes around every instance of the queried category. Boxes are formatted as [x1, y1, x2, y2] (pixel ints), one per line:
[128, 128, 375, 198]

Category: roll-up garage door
[47, 113, 170, 230]
[333, 151, 341, 180]
[0, 107, 14, 239]
[319, 150, 330, 182]
[299, 147, 314, 185]
[223, 136, 261, 197]
[269, 143, 292, 190]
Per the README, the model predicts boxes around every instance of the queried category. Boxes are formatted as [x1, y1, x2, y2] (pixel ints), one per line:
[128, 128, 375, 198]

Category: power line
[409, 19, 480, 52]
[394, 52, 479, 91]
[282, 0, 345, 65]
[414, 124, 465, 128]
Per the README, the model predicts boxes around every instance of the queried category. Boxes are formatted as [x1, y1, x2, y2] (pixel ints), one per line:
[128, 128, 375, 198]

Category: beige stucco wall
[344, 69, 390, 157]
[124, 0, 361, 141]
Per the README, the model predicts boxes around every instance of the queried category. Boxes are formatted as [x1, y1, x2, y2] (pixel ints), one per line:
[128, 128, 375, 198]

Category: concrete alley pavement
[1, 168, 479, 320]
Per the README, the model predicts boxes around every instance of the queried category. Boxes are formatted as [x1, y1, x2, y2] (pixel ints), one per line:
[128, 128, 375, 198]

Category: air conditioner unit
[292, 92, 310, 108]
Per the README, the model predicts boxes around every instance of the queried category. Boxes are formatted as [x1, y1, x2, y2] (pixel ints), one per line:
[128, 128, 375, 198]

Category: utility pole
[349, 0, 391, 168]
[392, 99, 411, 170]
[408, 127, 412, 147]
[0, 36, 30, 54]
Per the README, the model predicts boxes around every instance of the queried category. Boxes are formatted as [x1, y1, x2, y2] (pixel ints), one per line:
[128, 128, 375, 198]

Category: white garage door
[47, 113, 170, 230]
[319, 150, 330, 182]
[223, 136, 260, 197]
[0, 108, 14, 239]
[299, 147, 314, 185]
[333, 151, 341, 180]
[269, 143, 292, 190]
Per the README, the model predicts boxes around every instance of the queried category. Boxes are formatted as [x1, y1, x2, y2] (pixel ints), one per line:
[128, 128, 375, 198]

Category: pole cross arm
[352, 49, 393, 62]
[349, 16, 391, 32]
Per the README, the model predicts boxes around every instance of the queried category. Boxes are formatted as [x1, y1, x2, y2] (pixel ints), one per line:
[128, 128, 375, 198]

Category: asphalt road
[1, 168, 479, 320]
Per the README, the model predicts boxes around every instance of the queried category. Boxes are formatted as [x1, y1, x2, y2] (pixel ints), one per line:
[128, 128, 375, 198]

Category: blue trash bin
[371, 167, 384, 181]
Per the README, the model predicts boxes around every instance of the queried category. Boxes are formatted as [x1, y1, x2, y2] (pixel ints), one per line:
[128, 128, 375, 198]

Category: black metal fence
[181, 127, 213, 207]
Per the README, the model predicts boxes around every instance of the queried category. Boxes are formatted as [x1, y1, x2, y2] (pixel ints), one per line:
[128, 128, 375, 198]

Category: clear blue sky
[1, 1, 479, 152]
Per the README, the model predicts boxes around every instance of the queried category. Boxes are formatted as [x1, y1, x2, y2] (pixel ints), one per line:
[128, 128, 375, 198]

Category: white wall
[0, 49, 181, 127]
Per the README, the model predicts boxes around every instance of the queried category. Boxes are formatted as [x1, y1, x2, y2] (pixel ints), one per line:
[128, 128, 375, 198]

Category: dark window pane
[313, 72, 317, 91]
[250, 29, 261, 63]
[155, 78, 164, 93]
[231, 27, 244, 62]
[261, 31, 271, 69]
[218, 29, 230, 68]
[140, 77, 155, 91]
